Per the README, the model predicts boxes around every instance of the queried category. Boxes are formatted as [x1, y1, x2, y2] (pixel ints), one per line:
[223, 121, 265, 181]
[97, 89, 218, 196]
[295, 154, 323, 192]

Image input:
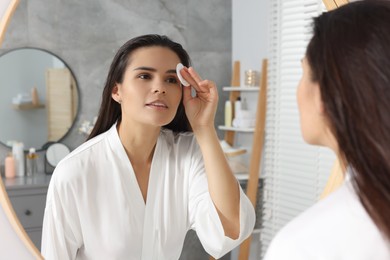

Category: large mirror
[0, 48, 79, 151]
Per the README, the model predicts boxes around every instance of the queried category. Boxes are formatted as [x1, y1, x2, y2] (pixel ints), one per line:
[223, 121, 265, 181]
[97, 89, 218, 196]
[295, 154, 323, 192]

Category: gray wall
[0, 0, 231, 154]
[0, 0, 232, 259]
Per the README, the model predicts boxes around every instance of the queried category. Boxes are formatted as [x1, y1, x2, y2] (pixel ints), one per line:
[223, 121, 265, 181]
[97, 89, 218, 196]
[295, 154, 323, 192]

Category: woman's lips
[146, 101, 168, 108]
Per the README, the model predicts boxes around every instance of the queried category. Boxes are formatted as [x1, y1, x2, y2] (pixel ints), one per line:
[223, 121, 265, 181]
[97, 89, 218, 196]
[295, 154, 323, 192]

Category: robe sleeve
[41, 167, 82, 260]
[187, 141, 256, 259]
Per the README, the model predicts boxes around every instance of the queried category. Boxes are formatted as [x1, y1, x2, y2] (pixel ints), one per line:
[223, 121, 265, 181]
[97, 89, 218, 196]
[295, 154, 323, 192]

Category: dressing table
[3, 174, 51, 249]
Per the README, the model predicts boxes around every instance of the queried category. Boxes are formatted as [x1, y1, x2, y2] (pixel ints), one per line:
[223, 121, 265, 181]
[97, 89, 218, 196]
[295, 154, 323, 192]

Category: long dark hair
[306, 0, 390, 241]
[87, 34, 191, 140]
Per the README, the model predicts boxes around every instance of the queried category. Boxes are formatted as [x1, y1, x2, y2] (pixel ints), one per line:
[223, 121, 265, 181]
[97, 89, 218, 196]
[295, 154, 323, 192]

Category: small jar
[244, 70, 260, 86]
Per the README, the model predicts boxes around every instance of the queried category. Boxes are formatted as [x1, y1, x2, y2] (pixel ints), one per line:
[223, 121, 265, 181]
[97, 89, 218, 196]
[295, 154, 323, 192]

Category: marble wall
[0, 0, 232, 259]
[0, 0, 231, 154]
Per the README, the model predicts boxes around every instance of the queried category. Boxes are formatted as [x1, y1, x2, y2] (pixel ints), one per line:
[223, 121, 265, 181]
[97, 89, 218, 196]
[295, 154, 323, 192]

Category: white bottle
[234, 97, 242, 119]
[241, 97, 248, 110]
[12, 142, 25, 177]
[225, 100, 232, 127]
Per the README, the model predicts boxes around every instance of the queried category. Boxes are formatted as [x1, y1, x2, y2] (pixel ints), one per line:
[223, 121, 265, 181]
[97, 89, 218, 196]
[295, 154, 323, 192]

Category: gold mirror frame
[323, 0, 349, 10]
[0, 0, 19, 45]
[0, 0, 43, 259]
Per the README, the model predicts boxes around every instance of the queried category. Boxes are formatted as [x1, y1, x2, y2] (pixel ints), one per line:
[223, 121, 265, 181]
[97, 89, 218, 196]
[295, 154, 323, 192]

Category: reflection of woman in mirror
[41, 34, 255, 259]
[264, 1, 390, 259]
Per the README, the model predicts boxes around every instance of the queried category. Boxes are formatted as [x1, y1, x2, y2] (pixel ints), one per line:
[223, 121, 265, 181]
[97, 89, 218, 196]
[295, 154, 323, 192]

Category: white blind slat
[261, 0, 333, 257]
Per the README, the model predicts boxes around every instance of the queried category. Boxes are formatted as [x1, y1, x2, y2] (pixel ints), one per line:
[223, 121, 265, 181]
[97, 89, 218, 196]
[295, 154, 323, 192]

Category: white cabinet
[4, 175, 51, 250]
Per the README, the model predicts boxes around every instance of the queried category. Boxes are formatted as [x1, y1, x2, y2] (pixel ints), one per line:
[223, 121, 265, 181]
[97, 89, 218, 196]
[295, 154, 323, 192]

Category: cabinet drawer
[26, 228, 42, 250]
[9, 194, 46, 229]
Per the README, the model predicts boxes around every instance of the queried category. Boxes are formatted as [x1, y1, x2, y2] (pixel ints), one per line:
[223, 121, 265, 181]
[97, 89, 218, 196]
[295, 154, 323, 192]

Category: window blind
[260, 0, 335, 257]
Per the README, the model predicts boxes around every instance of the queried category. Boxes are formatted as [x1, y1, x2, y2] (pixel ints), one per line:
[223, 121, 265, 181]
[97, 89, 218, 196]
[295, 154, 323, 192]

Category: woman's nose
[152, 80, 167, 94]
[153, 89, 166, 94]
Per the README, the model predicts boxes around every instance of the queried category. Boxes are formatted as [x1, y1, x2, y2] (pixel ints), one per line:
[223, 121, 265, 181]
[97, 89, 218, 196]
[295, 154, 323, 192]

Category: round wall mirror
[46, 143, 70, 167]
[0, 48, 79, 151]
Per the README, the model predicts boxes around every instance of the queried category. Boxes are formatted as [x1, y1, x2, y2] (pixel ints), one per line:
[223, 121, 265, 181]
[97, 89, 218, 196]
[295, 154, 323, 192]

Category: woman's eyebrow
[133, 66, 156, 71]
[133, 67, 176, 74]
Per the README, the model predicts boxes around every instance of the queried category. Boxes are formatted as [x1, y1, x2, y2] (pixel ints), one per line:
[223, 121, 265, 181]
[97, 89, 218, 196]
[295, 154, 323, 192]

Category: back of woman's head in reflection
[88, 34, 192, 140]
[306, 0, 390, 242]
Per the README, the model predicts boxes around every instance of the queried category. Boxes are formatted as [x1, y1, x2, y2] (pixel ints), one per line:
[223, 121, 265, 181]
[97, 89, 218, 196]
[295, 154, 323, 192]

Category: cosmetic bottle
[12, 142, 25, 177]
[241, 97, 248, 110]
[225, 100, 232, 127]
[234, 97, 242, 119]
[26, 148, 38, 177]
[5, 153, 16, 179]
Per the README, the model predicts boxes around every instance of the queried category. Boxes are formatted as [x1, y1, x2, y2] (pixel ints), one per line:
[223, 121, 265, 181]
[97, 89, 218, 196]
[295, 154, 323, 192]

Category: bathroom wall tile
[1, 0, 28, 49]
[1, 0, 232, 150]
[187, 0, 232, 52]
[27, 0, 62, 49]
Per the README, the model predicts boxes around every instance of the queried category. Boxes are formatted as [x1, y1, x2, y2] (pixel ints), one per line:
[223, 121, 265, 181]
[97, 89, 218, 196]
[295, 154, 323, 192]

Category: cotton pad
[176, 63, 190, 87]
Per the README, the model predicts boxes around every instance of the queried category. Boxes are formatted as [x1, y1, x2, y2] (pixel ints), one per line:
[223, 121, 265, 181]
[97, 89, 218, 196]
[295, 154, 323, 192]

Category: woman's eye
[166, 77, 178, 84]
[139, 74, 151, 80]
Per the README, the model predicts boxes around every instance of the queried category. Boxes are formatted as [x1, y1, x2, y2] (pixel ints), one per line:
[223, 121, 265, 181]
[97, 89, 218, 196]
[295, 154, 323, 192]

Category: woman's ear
[111, 84, 121, 103]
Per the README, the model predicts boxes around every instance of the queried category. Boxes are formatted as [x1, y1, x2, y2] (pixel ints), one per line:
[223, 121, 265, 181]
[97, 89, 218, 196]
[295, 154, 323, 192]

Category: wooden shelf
[12, 103, 45, 110]
[224, 148, 247, 157]
[235, 172, 249, 181]
[218, 125, 254, 132]
[252, 228, 261, 234]
[222, 86, 260, 92]
[220, 139, 247, 156]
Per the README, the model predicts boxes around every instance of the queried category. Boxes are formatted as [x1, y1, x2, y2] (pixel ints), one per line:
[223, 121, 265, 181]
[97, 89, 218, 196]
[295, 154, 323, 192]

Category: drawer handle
[24, 210, 32, 216]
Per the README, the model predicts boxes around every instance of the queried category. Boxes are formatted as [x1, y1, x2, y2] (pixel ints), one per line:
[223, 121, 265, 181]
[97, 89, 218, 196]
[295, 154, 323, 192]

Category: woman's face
[112, 46, 182, 128]
[297, 58, 327, 146]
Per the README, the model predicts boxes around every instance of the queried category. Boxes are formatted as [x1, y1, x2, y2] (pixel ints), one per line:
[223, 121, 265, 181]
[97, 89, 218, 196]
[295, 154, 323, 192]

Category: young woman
[264, 1, 390, 259]
[41, 34, 255, 260]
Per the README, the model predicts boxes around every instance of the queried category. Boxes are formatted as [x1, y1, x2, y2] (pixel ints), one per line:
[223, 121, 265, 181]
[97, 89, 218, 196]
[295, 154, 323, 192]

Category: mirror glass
[0, 48, 79, 151]
[46, 143, 70, 167]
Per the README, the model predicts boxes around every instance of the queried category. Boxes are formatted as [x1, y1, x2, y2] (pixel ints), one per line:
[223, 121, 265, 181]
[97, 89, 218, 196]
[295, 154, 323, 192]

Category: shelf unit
[218, 126, 254, 133]
[222, 86, 260, 92]
[219, 60, 268, 260]
[218, 62, 261, 180]
[219, 82, 258, 181]
[12, 103, 45, 110]
[240, 59, 267, 260]
[210, 60, 268, 260]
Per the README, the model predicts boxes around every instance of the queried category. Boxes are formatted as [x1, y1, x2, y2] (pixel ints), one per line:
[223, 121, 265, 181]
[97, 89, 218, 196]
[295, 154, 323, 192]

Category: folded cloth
[12, 93, 32, 105]
[232, 118, 256, 128]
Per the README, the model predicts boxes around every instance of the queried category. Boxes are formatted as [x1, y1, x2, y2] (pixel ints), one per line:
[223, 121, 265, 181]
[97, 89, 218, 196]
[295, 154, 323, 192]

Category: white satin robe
[41, 123, 255, 260]
[264, 173, 390, 260]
